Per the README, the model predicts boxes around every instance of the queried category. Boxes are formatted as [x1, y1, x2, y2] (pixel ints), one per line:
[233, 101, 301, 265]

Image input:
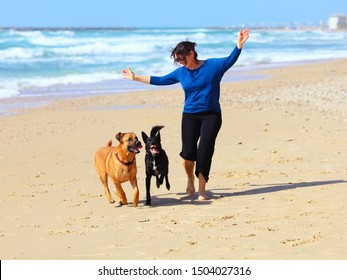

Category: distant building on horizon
[328, 14, 347, 30]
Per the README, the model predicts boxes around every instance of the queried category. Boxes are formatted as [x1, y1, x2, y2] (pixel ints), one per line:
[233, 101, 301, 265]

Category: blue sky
[1, 0, 346, 28]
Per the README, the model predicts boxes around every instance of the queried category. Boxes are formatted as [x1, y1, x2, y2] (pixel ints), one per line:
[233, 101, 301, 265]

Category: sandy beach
[0, 59, 346, 260]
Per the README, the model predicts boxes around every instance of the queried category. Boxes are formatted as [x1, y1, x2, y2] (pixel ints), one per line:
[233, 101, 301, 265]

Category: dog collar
[116, 153, 135, 166]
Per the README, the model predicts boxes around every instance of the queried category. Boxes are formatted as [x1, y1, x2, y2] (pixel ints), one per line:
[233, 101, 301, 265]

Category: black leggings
[180, 112, 222, 182]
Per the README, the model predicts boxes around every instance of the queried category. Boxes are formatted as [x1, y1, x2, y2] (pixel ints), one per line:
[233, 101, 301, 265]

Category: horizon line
[0, 23, 327, 31]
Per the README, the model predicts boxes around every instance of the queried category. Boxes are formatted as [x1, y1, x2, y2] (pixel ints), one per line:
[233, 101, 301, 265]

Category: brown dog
[94, 132, 142, 207]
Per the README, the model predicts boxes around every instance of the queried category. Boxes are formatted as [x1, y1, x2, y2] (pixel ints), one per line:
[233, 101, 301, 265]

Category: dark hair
[170, 40, 198, 64]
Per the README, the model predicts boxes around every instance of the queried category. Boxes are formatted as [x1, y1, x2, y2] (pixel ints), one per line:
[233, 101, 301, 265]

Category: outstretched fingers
[121, 67, 134, 80]
[237, 28, 250, 49]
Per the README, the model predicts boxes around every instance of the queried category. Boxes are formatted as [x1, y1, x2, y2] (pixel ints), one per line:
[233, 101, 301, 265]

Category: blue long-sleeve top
[150, 46, 242, 114]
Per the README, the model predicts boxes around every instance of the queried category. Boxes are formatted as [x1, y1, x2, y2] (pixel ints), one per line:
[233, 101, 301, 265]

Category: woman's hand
[121, 67, 135, 80]
[121, 67, 150, 84]
[237, 28, 249, 49]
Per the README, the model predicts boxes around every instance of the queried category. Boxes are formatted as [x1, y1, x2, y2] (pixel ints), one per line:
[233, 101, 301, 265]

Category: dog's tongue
[150, 147, 160, 155]
[135, 145, 142, 153]
[130, 144, 142, 154]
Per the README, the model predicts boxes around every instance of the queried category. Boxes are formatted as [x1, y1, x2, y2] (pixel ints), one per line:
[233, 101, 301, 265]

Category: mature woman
[122, 28, 249, 200]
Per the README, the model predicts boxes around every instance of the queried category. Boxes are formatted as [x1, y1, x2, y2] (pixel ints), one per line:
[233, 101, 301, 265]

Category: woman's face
[175, 51, 194, 66]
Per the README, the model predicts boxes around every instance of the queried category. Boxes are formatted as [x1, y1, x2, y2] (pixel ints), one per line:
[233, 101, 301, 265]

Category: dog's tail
[106, 140, 112, 147]
[150, 125, 164, 137]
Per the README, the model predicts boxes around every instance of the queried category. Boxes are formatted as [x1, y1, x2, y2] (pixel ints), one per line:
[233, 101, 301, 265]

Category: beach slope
[0, 59, 346, 260]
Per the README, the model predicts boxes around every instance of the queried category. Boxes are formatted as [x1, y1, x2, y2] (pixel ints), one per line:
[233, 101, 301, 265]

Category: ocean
[1, 27, 347, 109]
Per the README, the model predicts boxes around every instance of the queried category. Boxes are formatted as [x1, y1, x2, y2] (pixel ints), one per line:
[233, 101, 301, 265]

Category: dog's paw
[166, 184, 170, 190]
[145, 200, 151, 206]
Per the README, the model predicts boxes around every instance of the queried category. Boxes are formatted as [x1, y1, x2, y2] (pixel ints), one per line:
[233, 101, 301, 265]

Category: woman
[121, 28, 249, 201]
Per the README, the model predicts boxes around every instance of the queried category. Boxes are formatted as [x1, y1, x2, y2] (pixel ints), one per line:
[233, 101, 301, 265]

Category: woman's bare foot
[197, 193, 210, 201]
[186, 178, 196, 196]
[183, 160, 196, 196]
[196, 173, 209, 200]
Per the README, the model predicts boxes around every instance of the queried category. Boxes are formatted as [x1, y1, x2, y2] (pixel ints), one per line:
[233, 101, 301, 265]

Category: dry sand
[0, 59, 346, 260]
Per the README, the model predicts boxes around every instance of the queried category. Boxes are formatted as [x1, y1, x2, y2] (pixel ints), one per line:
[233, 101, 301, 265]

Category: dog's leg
[114, 189, 123, 204]
[145, 173, 151, 206]
[165, 175, 171, 190]
[158, 174, 166, 186]
[113, 180, 128, 206]
[130, 177, 139, 207]
[156, 174, 161, 188]
[99, 174, 115, 204]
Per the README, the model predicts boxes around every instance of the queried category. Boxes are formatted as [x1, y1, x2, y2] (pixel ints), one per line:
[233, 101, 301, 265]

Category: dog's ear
[156, 131, 161, 142]
[141, 131, 148, 143]
[150, 125, 164, 137]
[115, 132, 124, 143]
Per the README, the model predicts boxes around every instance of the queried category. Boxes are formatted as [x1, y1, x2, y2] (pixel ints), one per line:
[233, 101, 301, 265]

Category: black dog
[141, 125, 170, 205]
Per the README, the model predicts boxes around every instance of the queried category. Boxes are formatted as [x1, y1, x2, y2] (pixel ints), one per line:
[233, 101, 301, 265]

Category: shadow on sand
[140, 180, 347, 207]
[211, 179, 347, 198]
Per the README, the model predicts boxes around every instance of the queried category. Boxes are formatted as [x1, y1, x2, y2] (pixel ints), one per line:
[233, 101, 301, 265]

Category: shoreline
[0, 58, 346, 260]
[0, 58, 344, 117]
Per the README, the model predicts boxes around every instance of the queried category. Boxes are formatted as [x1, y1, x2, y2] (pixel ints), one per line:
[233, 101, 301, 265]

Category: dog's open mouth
[149, 145, 160, 155]
[128, 144, 142, 154]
